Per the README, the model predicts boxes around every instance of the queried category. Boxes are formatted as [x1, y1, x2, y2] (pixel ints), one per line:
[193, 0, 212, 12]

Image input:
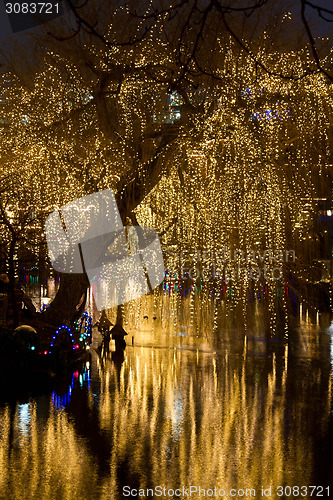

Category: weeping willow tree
[137, 57, 333, 332]
[0, 1, 332, 329]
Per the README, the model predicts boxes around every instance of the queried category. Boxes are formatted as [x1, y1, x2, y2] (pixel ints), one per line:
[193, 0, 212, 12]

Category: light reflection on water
[0, 294, 332, 499]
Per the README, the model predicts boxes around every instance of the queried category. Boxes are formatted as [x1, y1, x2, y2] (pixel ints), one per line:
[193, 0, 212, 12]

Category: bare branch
[304, 0, 333, 22]
[300, 0, 333, 83]
[61, 0, 153, 47]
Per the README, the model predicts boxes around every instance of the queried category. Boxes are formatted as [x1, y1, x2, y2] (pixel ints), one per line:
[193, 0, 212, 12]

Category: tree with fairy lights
[0, 175, 42, 326]
[0, 0, 332, 331]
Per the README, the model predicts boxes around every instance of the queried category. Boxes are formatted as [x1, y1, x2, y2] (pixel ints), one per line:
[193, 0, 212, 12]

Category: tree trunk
[41, 273, 89, 326]
[40, 133, 177, 327]
[8, 239, 18, 328]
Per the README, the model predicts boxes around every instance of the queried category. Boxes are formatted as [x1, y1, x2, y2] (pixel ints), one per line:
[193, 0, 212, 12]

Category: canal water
[0, 285, 333, 499]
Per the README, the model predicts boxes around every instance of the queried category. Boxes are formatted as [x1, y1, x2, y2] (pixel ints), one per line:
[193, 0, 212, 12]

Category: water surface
[0, 293, 332, 499]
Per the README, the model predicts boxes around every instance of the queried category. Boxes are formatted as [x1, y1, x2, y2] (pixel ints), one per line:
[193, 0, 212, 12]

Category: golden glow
[0, 32, 332, 332]
[0, 294, 331, 496]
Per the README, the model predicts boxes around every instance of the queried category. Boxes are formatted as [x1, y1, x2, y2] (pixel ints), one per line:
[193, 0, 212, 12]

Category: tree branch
[300, 0, 333, 83]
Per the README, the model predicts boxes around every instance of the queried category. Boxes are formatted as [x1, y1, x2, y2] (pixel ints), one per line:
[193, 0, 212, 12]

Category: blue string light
[52, 325, 75, 350]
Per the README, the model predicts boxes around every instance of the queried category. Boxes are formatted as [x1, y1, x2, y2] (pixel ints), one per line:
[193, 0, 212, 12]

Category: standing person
[97, 310, 112, 353]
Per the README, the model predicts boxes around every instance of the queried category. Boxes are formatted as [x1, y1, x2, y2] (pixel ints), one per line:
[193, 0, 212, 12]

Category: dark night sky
[0, 0, 331, 70]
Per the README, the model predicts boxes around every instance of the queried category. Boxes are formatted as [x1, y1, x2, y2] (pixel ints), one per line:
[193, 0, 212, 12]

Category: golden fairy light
[0, 23, 331, 331]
